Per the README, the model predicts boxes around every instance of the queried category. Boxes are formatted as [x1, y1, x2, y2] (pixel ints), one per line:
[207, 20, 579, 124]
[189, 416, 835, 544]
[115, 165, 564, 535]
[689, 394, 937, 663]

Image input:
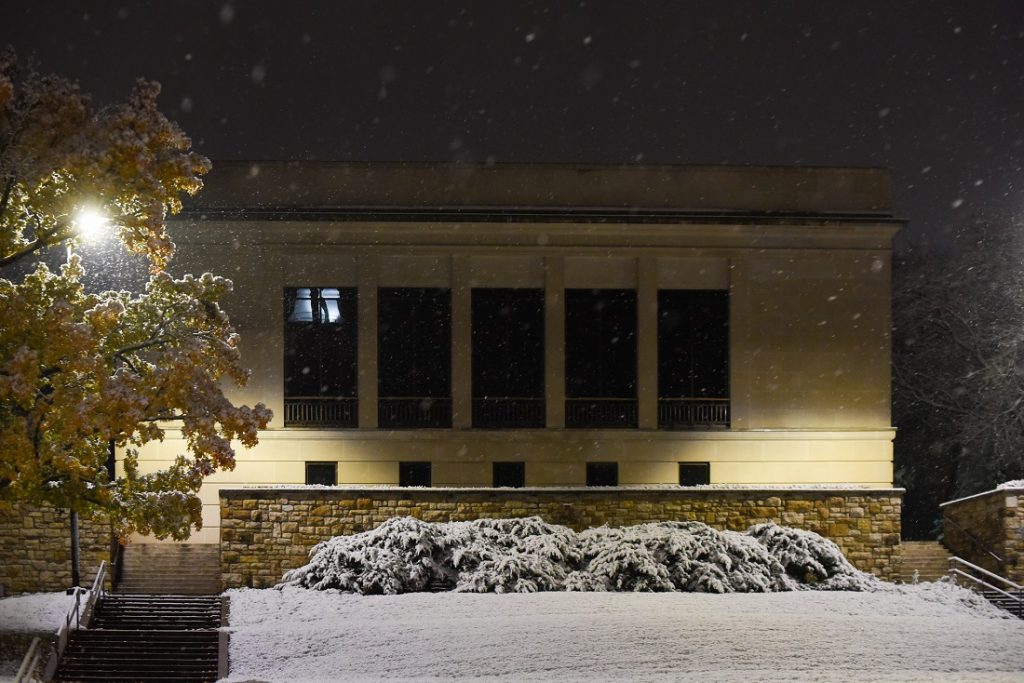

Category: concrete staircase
[900, 540, 952, 583]
[117, 543, 221, 595]
[54, 594, 225, 682]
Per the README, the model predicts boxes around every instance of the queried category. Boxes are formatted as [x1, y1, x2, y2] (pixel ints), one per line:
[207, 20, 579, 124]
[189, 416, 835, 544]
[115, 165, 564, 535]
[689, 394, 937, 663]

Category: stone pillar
[451, 255, 472, 429]
[357, 254, 378, 429]
[637, 256, 658, 429]
[545, 256, 565, 428]
[727, 257, 747, 428]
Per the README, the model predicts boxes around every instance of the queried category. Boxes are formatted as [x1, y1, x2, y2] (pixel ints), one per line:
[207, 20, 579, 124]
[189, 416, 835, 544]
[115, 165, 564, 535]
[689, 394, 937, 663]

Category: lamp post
[66, 205, 110, 591]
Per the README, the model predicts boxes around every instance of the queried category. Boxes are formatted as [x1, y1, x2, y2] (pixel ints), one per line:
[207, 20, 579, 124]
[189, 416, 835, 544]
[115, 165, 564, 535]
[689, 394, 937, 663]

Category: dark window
[586, 462, 619, 487]
[657, 290, 730, 429]
[399, 461, 432, 487]
[305, 461, 337, 486]
[492, 461, 526, 488]
[679, 462, 711, 486]
[565, 289, 637, 428]
[378, 288, 452, 428]
[658, 290, 729, 398]
[284, 288, 358, 398]
[284, 288, 358, 427]
[472, 289, 545, 428]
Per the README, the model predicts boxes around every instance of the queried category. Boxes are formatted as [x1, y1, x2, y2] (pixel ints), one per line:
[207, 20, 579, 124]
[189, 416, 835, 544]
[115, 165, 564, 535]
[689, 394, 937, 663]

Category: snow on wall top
[219, 484, 904, 499]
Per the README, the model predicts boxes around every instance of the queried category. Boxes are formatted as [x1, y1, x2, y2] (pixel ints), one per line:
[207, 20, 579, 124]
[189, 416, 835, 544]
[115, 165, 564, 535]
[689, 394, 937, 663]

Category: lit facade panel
[134, 162, 901, 543]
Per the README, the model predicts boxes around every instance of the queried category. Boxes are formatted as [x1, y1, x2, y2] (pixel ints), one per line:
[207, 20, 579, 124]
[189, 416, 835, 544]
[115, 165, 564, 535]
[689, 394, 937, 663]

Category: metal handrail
[943, 515, 1003, 564]
[80, 560, 107, 627]
[949, 556, 1021, 591]
[14, 637, 43, 683]
[948, 556, 1023, 619]
[43, 560, 107, 681]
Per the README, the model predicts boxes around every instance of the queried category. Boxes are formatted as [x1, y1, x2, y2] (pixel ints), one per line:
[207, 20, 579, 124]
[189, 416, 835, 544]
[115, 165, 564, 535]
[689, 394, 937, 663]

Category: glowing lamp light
[73, 206, 109, 241]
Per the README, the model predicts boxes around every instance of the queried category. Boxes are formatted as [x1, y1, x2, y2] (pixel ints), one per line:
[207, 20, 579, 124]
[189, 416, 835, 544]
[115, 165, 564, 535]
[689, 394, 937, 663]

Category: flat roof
[185, 161, 894, 217]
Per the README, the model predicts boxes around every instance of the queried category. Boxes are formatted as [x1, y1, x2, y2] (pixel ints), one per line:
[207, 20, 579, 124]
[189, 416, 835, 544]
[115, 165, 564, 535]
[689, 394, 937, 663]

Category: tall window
[472, 288, 545, 428]
[283, 288, 358, 427]
[378, 288, 452, 428]
[565, 289, 637, 428]
[658, 290, 730, 429]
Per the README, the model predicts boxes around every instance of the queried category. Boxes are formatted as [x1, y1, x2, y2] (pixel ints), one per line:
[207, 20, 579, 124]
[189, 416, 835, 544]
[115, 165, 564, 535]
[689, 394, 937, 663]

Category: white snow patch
[0, 591, 74, 633]
[223, 583, 1024, 682]
[997, 479, 1024, 490]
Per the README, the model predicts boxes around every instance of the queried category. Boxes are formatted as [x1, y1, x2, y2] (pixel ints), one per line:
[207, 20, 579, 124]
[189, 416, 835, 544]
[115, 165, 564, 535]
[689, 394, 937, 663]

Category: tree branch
[0, 224, 71, 269]
[0, 174, 14, 221]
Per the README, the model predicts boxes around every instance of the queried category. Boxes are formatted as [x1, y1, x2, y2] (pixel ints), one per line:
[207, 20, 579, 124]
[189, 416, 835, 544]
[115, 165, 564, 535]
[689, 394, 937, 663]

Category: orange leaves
[0, 53, 268, 540]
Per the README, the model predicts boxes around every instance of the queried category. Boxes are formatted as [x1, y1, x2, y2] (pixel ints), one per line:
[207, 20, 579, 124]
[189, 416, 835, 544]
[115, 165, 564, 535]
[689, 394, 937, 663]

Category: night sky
[3, 1, 1022, 249]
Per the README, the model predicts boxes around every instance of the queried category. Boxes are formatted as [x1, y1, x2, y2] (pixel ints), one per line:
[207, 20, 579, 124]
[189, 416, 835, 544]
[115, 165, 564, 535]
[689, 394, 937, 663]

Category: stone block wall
[220, 487, 903, 588]
[942, 487, 1024, 583]
[0, 504, 111, 594]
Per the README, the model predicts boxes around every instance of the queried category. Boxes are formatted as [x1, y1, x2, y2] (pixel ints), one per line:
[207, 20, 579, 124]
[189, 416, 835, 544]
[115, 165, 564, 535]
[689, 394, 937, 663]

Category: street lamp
[72, 206, 109, 242]
[67, 205, 111, 591]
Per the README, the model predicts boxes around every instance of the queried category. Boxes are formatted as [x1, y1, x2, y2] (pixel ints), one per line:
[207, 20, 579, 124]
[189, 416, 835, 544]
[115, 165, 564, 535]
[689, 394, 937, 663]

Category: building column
[637, 255, 659, 429]
[451, 255, 472, 429]
[357, 254, 378, 429]
[545, 256, 565, 428]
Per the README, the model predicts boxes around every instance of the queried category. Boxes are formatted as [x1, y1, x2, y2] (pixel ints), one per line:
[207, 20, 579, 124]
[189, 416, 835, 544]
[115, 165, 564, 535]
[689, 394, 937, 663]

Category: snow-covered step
[899, 541, 952, 582]
[53, 594, 226, 682]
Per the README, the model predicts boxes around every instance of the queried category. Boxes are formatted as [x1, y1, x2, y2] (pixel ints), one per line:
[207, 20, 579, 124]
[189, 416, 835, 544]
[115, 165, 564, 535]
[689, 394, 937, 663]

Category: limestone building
[139, 161, 901, 544]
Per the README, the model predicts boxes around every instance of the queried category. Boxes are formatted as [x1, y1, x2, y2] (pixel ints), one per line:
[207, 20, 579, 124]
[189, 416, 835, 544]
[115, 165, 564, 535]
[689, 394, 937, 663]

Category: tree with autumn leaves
[0, 51, 271, 540]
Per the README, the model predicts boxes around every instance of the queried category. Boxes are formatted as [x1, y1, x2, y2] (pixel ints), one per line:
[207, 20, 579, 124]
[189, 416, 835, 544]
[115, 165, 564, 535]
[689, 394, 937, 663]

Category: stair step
[116, 543, 221, 595]
[54, 589, 225, 683]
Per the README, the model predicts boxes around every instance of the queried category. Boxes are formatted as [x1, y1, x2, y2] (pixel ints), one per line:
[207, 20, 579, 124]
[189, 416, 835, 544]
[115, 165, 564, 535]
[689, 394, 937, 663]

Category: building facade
[134, 162, 901, 544]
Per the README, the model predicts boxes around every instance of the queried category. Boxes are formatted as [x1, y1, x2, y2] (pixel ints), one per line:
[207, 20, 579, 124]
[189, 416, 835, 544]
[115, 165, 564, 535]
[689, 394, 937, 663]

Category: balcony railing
[379, 397, 452, 428]
[658, 398, 730, 429]
[565, 398, 638, 428]
[284, 397, 358, 427]
[472, 397, 546, 428]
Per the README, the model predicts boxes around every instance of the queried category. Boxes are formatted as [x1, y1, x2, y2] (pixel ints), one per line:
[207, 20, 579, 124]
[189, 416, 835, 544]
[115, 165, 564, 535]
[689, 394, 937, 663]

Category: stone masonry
[0, 503, 111, 594]
[220, 487, 903, 588]
[942, 486, 1024, 583]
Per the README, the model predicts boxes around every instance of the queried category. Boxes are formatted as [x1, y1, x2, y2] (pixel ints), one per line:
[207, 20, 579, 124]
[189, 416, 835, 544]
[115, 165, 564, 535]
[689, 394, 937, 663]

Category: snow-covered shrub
[575, 522, 787, 593]
[279, 517, 452, 593]
[455, 550, 566, 593]
[574, 527, 675, 591]
[468, 517, 581, 563]
[747, 523, 878, 590]
[279, 516, 878, 595]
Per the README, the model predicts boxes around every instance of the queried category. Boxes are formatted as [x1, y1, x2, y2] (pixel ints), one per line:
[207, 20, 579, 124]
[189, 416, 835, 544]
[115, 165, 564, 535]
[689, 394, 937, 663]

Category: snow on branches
[0, 50, 270, 540]
[0, 49, 209, 271]
[279, 517, 878, 595]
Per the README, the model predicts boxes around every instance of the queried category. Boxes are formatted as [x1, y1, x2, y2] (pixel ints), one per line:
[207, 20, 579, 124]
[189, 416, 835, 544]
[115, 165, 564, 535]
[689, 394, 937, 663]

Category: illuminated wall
[127, 162, 901, 543]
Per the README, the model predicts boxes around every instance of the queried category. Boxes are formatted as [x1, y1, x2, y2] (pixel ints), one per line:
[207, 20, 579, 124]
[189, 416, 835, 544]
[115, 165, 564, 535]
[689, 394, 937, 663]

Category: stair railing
[13, 637, 44, 683]
[43, 560, 107, 681]
[79, 559, 107, 627]
[948, 556, 1023, 619]
[942, 515, 1003, 565]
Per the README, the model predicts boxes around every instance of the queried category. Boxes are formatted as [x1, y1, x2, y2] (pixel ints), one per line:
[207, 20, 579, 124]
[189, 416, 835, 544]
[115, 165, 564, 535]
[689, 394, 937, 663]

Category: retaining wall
[942, 487, 1024, 583]
[219, 487, 903, 588]
[0, 504, 111, 594]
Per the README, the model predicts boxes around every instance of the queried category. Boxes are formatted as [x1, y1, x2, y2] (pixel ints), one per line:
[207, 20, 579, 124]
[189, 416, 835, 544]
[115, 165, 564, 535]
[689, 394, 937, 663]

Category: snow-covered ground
[0, 591, 74, 633]
[0, 591, 75, 679]
[225, 583, 1024, 682]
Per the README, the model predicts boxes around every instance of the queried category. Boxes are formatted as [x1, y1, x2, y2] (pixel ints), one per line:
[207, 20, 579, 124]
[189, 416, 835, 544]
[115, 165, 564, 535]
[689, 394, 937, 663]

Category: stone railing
[941, 486, 1024, 583]
[219, 486, 903, 589]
